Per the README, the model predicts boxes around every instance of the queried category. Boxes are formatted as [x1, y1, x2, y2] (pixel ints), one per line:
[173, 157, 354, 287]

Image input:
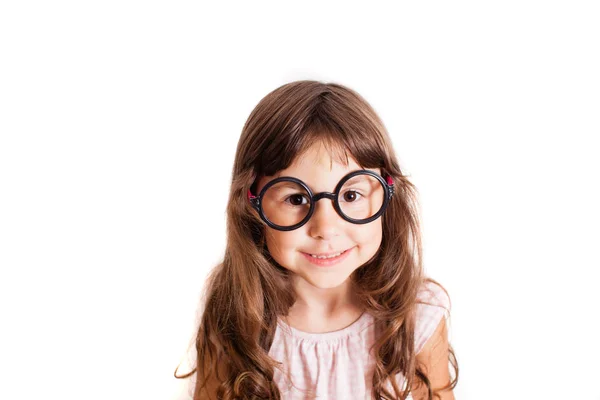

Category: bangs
[256, 102, 387, 179]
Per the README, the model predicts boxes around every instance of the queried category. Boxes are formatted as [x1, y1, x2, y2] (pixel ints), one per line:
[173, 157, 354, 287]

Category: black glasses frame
[247, 170, 395, 231]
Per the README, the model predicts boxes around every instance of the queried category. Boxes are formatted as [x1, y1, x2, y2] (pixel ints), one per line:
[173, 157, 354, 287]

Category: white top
[267, 281, 450, 399]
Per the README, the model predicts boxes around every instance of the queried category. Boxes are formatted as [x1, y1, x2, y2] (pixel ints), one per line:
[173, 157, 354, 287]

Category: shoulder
[414, 279, 451, 355]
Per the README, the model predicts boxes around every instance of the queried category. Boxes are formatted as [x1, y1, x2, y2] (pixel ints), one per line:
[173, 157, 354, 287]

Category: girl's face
[255, 142, 383, 290]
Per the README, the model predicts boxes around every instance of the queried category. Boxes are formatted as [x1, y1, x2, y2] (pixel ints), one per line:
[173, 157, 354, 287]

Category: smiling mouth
[306, 249, 347, 259]
[300, 247, 354, 267]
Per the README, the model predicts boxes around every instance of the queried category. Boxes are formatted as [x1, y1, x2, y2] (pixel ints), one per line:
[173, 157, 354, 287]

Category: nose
[308, 198, 341, 240]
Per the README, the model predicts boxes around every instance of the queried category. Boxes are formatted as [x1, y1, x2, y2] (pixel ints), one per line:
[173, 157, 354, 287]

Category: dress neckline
[276, 311, 374, 343]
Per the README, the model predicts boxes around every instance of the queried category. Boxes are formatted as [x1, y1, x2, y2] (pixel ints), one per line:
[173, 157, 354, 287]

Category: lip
[301, 246, 354, 267]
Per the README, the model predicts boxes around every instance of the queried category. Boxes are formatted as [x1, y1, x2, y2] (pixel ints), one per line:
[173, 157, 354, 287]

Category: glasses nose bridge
[313, 191, 336, 203]
[310, 191, 341, 221]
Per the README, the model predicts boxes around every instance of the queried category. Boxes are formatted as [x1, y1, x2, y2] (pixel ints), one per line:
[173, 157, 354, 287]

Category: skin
[255, 142, 383, 332]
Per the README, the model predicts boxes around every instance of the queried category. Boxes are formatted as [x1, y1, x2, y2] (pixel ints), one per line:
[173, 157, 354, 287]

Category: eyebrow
[344, 175, 372, 185]
[267, 170, 376, 193]
[270, 182, 304, 192]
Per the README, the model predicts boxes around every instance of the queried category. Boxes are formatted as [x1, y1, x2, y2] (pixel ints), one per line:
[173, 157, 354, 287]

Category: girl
[175, 80, 458, 399]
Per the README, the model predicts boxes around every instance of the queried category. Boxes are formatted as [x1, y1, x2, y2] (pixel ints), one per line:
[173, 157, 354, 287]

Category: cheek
[352, 223, 383, 266]
[264, 229, 303, 260]
[353, 220, 383, 247]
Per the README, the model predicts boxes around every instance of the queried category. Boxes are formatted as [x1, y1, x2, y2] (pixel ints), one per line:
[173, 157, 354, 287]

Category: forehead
[291, 141, 357, 171]
[257, 142, 380, 191]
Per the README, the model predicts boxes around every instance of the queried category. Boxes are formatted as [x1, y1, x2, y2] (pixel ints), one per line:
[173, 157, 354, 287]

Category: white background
[1, 1, 599, 399]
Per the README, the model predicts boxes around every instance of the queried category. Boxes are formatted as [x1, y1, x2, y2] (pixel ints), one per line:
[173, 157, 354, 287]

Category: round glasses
[247, 170, 395, 231]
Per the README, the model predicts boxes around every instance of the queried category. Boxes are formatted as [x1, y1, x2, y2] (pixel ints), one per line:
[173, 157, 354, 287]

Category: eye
[341, 190, 362, 203]
[285, 194, 309, 206]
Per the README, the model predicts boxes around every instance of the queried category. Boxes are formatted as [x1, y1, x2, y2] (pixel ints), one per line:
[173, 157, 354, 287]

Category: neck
[289, 276, 361, 318]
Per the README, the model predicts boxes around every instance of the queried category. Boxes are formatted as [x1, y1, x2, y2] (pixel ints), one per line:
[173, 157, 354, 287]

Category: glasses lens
[338, 174, 385, 221]
[261, 181, 311, 228]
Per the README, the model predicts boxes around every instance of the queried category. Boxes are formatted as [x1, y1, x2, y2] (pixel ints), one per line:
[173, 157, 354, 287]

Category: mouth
[300, 246, 355, 267]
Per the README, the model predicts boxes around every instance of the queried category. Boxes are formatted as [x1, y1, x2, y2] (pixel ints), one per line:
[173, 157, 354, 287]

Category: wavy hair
[175, 80, 458, 399]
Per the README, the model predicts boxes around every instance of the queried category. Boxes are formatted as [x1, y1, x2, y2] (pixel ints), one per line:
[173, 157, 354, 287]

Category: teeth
[310, 250, 344, 259]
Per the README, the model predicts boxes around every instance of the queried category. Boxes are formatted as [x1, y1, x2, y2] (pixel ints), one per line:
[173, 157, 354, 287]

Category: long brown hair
[175, 80, 458, 399]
